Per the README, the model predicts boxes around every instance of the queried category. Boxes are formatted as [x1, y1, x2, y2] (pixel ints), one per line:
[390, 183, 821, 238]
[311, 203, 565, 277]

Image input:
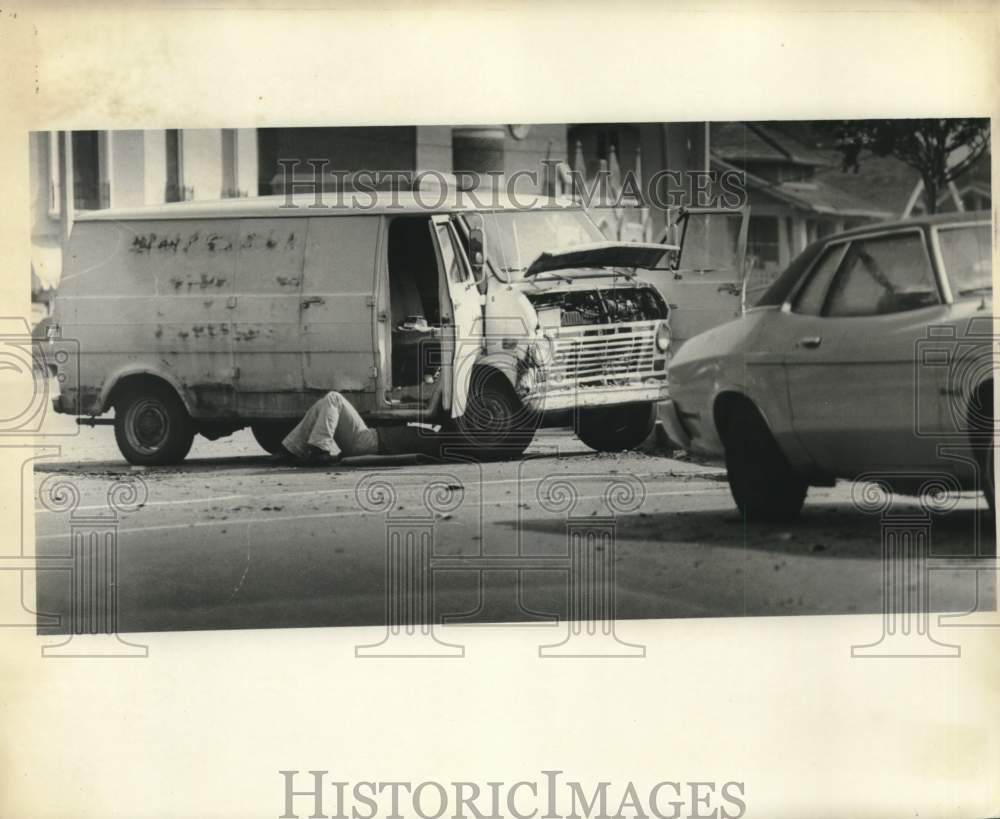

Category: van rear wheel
[575, 402, 656, 452]
[251, 421, 297, 455]
[114, 382, 194, 465]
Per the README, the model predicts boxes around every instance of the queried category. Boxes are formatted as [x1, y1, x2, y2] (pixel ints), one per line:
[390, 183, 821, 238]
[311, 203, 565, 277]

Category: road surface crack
[226, 528, 253, 603]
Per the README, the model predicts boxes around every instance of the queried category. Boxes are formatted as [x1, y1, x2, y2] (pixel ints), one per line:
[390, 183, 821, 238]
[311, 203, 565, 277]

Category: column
[108, 130, 147, 207]
[537, 474, 645, 658]
[39, 475, 148, 657]
[354, 474, 463, 657]
[850, 480, 959, 658]
[180, 129, 224, 200]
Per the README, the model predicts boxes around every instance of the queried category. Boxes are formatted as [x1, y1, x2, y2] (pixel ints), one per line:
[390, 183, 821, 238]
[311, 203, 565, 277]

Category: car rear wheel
[985, 437, 995, 514]
[444, 369, 538, 461]
[972, 385, 995, 514]
[114, 381, 194, 465]
[723, 403, 807, 522]
[251, 421, 297, 455]
[575, 402, 656, 453]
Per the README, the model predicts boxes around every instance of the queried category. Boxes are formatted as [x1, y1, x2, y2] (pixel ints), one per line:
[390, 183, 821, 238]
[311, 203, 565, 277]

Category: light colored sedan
[660, 212, 994, 521]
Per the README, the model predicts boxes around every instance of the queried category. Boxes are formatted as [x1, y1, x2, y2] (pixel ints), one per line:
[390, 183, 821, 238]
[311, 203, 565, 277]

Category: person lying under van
[276, 390, 442, 466]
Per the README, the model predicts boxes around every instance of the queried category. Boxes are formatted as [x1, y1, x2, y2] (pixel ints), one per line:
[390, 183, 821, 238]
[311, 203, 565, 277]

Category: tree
[825, 119, 990, 214]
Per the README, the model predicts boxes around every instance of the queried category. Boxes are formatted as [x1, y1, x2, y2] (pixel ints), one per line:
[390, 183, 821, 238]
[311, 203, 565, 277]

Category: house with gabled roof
[709, 122, 891, 282]
[814, 147, 991, 218]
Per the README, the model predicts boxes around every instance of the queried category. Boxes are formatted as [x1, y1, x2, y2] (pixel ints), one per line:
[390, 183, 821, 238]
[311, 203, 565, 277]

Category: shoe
[268, 445, 296, 464]
[301, 447, 341, 467]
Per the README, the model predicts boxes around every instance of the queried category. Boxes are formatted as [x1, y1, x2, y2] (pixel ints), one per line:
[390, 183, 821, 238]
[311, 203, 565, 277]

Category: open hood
[524, 241, 676, 278]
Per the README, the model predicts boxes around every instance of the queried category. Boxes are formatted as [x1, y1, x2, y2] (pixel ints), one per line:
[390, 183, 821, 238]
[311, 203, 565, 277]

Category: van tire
[251, 421, 297, 455]
[114, 382, 194, 465]
[445, 369, 537, 461]
[722, 402, 807, 522]
[575, 402, 656, 452]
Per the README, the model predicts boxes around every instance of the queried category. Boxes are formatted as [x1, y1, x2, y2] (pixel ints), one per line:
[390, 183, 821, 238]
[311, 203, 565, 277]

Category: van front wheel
[114, 383, 194, 465]
[575, 402, 656, 452]
[445, 370, 538, 460]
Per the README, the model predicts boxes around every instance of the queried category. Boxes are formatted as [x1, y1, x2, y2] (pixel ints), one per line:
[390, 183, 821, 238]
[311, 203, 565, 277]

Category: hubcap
[125, 398, 170, 455]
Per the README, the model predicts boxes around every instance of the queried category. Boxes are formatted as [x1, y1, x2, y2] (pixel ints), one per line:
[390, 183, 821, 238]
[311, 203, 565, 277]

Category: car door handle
[301, 296, 325, 308]
[797, 336, 822, 349]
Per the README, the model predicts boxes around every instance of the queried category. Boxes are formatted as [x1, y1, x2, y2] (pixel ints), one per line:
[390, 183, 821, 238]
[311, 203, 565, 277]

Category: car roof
[756, 210, 991, 307]
[829, 209, 991, 239]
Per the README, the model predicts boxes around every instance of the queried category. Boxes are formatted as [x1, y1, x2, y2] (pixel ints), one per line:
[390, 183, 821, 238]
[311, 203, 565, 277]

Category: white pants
[281, 392, 380, 459]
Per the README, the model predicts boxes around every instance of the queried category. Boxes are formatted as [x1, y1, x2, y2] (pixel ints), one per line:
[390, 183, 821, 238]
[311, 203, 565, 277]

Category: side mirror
[467, 215, 487, 283]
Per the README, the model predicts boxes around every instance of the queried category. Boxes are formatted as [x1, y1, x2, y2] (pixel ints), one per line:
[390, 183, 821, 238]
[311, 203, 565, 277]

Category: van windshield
[481, 209, 605, 282]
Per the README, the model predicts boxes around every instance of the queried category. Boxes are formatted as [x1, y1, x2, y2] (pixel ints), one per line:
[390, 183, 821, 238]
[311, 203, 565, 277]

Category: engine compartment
[526, 286, 668, 326]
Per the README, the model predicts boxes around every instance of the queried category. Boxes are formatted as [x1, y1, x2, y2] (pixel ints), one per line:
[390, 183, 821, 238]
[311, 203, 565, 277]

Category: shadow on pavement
[32, 447, 605, 477]
[505, 502, 996, 559]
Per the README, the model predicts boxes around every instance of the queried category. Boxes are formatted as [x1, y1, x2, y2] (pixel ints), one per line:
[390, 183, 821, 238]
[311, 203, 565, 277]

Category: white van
[51, 187, 685, 464]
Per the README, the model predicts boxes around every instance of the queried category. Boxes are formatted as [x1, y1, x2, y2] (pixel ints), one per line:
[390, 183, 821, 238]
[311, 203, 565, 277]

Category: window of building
[748, 215, 780, 265]
[71, 131, 106, 210]
[165, 129, 184, 202]
[961, 190, 991, 211]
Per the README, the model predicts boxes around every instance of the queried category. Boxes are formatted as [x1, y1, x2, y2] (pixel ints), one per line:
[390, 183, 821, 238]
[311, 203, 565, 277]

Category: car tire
[723, 403, 807, 522]
[575, 402, 656, 453]
[445, 369, 538, 461]
[985, 436, 995, 514]
[973, 386, 995, 514]
[251, 421, 297, 455]
[114, 381, 194, 465]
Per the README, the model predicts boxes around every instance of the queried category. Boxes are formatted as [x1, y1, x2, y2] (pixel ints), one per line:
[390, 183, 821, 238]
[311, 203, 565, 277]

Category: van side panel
[232, 217, 308, 417]
[57, 219, 238, 416]
[300, 216, 380, 412]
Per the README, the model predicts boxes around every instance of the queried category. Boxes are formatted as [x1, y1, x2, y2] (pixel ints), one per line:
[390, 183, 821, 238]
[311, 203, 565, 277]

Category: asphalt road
[31, 417, 996, 636]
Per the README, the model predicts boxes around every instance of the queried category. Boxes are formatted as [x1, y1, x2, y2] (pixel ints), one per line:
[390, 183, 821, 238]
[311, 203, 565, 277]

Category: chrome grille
[548, 320, 664, 389]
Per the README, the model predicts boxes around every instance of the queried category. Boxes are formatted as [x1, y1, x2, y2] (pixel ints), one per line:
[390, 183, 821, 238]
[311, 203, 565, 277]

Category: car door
[649, 206, 748, 348]
[783, 229, 947, 475]
[430, 214, 482, 418]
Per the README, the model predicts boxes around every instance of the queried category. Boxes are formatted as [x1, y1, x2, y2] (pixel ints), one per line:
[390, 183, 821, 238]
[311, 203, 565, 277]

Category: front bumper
[655, 398, 693, 451]
[524, 382, 669, 413]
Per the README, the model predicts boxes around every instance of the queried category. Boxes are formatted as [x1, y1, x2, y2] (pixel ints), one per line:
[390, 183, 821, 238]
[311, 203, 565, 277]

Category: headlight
[517, 363, 539, 395]
[528, 335, 555, 368]
[655, 321, 671, 352]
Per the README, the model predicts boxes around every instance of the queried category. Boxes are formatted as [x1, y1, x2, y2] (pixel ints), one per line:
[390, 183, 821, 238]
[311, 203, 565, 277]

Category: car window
[936, 223, 992, 297]
[792, 245, 845, 316]
[825, 233, 940, 318]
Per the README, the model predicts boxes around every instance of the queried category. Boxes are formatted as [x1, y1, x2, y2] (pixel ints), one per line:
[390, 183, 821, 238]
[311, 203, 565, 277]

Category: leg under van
[281, 392, 380, 460]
